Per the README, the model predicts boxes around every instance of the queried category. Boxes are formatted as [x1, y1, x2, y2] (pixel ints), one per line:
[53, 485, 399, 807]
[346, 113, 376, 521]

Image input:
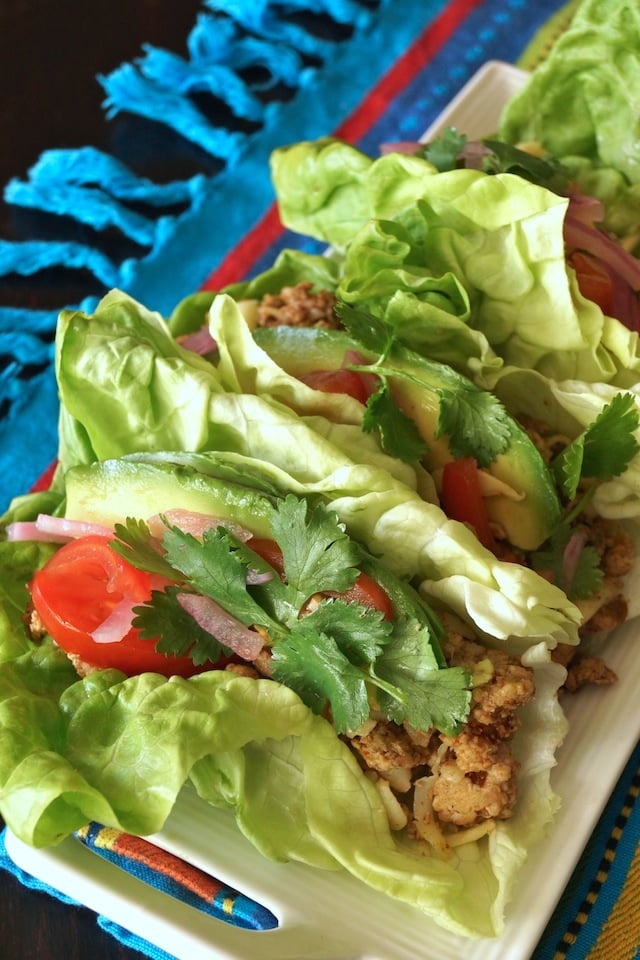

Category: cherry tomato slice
[30, 535, 205, 677]
[299, 369, 371, 404]
[569, 250, 614, 316]
[340, 570, 394, 620]
[248, 538, 394, 619]
[248, 537, 285, 574]
[440, 457, 496, 552]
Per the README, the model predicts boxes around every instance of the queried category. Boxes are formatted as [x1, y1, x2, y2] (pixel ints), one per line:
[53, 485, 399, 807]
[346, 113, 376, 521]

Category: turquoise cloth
[0, 0, 569, 510]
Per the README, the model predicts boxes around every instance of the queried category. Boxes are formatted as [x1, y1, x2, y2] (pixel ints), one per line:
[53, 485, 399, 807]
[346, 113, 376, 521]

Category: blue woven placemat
[0, 0, 571, 510]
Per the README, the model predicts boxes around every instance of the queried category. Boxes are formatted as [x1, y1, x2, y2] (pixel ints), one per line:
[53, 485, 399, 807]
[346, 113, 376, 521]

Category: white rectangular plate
[8, 60, 640, 960]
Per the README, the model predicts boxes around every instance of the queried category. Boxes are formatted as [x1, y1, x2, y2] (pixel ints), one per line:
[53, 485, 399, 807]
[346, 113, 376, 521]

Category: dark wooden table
[0, 5, 201, 956]
[1, 816, 144, 959]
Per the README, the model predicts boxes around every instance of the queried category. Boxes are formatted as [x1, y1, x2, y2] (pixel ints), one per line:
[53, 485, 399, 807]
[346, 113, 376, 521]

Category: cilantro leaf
[132, 587, 228, 666]
[301, 598, 392, 665]
[103, 494, 470, 737]
[436, 384, 513, 467]
[374, 617, 471, 735]
[111, 517, 177, 579]
[481, 139, 569, 194]
[362, 382, 429, 462]
[554, 442, 585, 504]
[270, 622, 370, 734]
[378, 668, 471, 736]
[553, 392, 640, 500]
[270, 496, 361, 613]
[418, 128, 570, 192]
[422, 128, 467, 172]
[337, 301, 396, 357]
[530, 527, 603, 600]
[338, 300, 514, 468]
[161, 525, 280, 635]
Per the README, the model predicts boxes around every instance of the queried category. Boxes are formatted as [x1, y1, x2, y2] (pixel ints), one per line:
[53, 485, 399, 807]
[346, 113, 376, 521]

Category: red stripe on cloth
[200, 204, 283, 292]
[201, 0, 485, 291]
[334, 0, 487, 142]
[30, 459, 58, 492]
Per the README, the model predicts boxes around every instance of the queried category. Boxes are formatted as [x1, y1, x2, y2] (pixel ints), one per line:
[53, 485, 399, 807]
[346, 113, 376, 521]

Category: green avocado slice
[254, 325, 561, 551]
[63, 454, 279, 535]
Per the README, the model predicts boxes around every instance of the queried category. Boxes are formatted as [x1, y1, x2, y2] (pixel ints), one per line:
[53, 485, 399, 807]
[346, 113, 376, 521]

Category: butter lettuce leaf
[499, 0, 640, 188]
[270, 139, 640, 387]
[269, 136, 640, 512]
[53, 292, 581, 647]
[0, 634, 568, 938]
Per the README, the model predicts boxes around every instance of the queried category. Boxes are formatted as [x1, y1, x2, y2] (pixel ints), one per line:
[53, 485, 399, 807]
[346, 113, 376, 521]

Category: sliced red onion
[611, 276, 640, 332]
[179, 326, 217, 355]
[566, 190, 606, 225]
[147, 508, 254, 542]
[562, 528, 588, 593]
[6, 514, 112, 543]
[458, 141, 493, 170]
[5, 521, 59, 542]
[36, 514, 112, 539]
[379, 141, 423, 156]
[91, 599, 138, 644]
[177, 592, 264, 661]
[245, 569, 274, 585]
[564, 215, 640, 292]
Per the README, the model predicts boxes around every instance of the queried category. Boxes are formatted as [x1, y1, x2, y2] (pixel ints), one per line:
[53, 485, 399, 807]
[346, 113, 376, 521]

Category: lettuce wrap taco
[2, 0, 639, 939]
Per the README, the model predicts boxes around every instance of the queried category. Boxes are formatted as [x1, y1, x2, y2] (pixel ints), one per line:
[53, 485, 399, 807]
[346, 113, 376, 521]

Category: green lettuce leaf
[268, 136, 640, 513]
[498, 0, 640, 248]
[270, 139, 640, 387]
[499, 0, 640, 188]
[0, 633, 568, 938]
[54, 290, 581, 646]
[0, 279, 577, 937]
[0, 492, 63, 663]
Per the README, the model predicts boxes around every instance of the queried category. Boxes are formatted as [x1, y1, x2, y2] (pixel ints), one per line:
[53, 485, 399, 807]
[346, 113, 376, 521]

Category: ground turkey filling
[226, 627, 535, 855]
[346, 630, 535, 852]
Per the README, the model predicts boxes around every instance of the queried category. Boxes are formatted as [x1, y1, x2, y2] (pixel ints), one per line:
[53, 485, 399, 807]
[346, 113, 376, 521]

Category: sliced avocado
[64, 455, 278, 536]
[254, 324, 357, 376]
[254, 325, 561, 550]
[62, 452, 449, 633]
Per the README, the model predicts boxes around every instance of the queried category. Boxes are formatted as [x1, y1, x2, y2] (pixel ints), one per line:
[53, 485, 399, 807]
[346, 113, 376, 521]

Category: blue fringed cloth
[0, 0, 576, 507]
[1, 2, 639, 959]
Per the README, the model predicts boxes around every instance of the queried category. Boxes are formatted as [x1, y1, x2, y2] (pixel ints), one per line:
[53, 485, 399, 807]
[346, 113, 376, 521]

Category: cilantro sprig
[362, 382, 429, 463]
[421, 128, 569, 195]
[552, 392, 640, 503]
[133, 586, 229, 665]
[111, 495, 470, 735]
[338, 301, 513, 466]
[530, 392, 639, 599]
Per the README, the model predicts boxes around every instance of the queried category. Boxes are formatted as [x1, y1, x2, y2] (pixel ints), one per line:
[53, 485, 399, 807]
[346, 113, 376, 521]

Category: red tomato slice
[569, 250, 614, 315]
[30, 459, 58, 492]
[440, 457, 496, 552]
[248, 538, 394, 619]
[299, 369, 370, 404]
[248, 537, 286, 574]
[340, 571, 394, 620]
[30, 535, 206, 677]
